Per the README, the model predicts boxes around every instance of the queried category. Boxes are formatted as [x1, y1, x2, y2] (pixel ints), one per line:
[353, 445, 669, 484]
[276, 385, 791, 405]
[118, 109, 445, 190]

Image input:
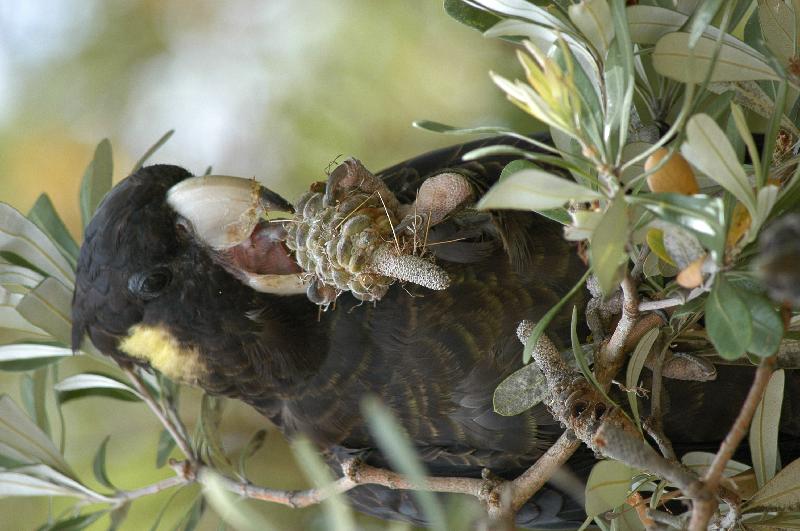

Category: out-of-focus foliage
[0, 2, 523, 530]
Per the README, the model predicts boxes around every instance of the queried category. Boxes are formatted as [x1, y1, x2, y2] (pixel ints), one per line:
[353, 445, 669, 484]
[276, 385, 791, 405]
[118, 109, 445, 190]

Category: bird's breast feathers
[119, 324, 207, 383]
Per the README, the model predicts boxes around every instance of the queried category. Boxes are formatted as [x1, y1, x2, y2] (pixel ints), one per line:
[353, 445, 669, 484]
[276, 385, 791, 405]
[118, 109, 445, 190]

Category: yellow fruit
[645, 148, 699, 195]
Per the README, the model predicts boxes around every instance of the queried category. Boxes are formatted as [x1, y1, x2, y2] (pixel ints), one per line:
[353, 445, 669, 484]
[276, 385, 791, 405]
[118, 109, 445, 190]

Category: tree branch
[113, 474, 188, 506]
[506, 430, 581, 513]
[688, 355, 777, 531]
[596, 273, 640, 385]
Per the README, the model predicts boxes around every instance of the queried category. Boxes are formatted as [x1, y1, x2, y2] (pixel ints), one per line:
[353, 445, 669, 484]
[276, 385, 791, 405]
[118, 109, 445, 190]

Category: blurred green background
[0, 1, 532, 529]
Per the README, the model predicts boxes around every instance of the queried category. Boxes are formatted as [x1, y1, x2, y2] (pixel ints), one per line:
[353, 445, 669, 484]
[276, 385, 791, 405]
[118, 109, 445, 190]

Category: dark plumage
[71, 137, 800, 529]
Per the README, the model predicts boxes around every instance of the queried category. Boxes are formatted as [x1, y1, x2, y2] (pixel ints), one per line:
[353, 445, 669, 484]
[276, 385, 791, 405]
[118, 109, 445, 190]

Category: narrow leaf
[627, 6, 693, 45]
[485, 19, 598, 84]
[443, 0, 501, 32]
[92, 435, 116, 490]
[0, 395, 73, 476]
[177, 496, 205, 531]
[362, 397, 448, 531]
[626, 328, 660, 429]
[0, 472, 81, 498]
[568, 0, 614, 57]
[55, 373, 142, 403]
[478, 169, 602, 211]
[412, 120, 512, 136]
[469, 0, 570, 31]
[27, 194, 79, 268]
[16, 277, 74, 346]
[0, 204, 75, 286]
[132, 130, 175, 172]
[747, 457, 800, 511]
[199, 394, 230, 467]
[0, 344, 72, 372]
[653, 33, 780, 83]
[79, 139, 113, 230]
[40, 511, 105, 531]
[156, 428, 176, 469]
[743, 512, 800, 529]
[681, 113, 756, 216]
[0, 288, 50, 347]
[292, 438, 356, 531]
[523, 269, 591, 363]
[21, 368, 50, 437]
[681, 451, 751, 476]
[750, 369, 785, 488]
[590, 196, 628, 295]
[237, 429, 267, 478]
[0, 263, 44, 293]
[687, 0, 724, 47]
[202, 471, 280, 531]
[607, 0, 635, 159]
[758, 0, 796, 65]
[759, 79, 789, 185]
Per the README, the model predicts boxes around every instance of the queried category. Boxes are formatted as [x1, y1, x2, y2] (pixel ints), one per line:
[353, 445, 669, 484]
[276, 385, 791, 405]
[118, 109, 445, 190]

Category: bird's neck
[193, 287, 332, 402]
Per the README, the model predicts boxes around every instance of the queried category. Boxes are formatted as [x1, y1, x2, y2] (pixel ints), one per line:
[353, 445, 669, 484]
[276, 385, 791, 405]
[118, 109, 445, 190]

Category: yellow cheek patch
[119, 325, 206, 383]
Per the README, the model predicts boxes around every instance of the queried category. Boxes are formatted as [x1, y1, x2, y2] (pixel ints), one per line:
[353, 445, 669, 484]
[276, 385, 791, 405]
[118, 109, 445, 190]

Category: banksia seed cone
[286, 158, 459, 307]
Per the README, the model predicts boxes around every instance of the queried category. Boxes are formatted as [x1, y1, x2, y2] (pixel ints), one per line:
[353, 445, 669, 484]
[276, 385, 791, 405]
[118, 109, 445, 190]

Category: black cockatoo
[71, 137, 800, 529]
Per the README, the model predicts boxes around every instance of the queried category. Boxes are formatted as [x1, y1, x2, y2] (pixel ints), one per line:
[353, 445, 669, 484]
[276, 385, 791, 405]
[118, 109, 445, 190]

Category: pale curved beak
[166, 175, 293, 250]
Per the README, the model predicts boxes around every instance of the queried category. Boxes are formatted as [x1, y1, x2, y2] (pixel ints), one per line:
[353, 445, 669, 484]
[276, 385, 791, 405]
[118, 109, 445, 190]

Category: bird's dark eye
[128, 268, 172, 300]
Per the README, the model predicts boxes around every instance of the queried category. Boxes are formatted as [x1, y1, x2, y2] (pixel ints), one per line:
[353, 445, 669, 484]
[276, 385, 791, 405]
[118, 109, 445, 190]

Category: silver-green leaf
[590, 196, 628, 295]
[0, 395, 73, 476]
[0, 204, 75, 287]
[16, 277, 74, 347]
[585, 459, 635, 518]
[79, 139, 113, 230]
[747, 457, 800, 511]
[568, 0, 614, 58]
[750, 369, 785, 488]
[681, 113, 756, 216]
[654, 33, 780, 83]
[478, 169, 602, 211]
[54, 373, 142, 403]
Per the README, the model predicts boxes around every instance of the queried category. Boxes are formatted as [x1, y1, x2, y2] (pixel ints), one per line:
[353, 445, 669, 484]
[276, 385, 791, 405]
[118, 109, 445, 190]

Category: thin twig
[643, 337, 676, 461]
[170, 458, 488, 509]
[113, 474, 188, 505]
[506, 431, 581, 513]
[123, 366, 196, 462]
[688, 355, 777, 531]
[638, 287, 705, 312]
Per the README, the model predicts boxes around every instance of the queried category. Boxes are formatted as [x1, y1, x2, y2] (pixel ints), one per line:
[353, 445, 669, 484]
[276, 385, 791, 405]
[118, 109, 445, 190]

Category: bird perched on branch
[71, 137, 800, 529]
